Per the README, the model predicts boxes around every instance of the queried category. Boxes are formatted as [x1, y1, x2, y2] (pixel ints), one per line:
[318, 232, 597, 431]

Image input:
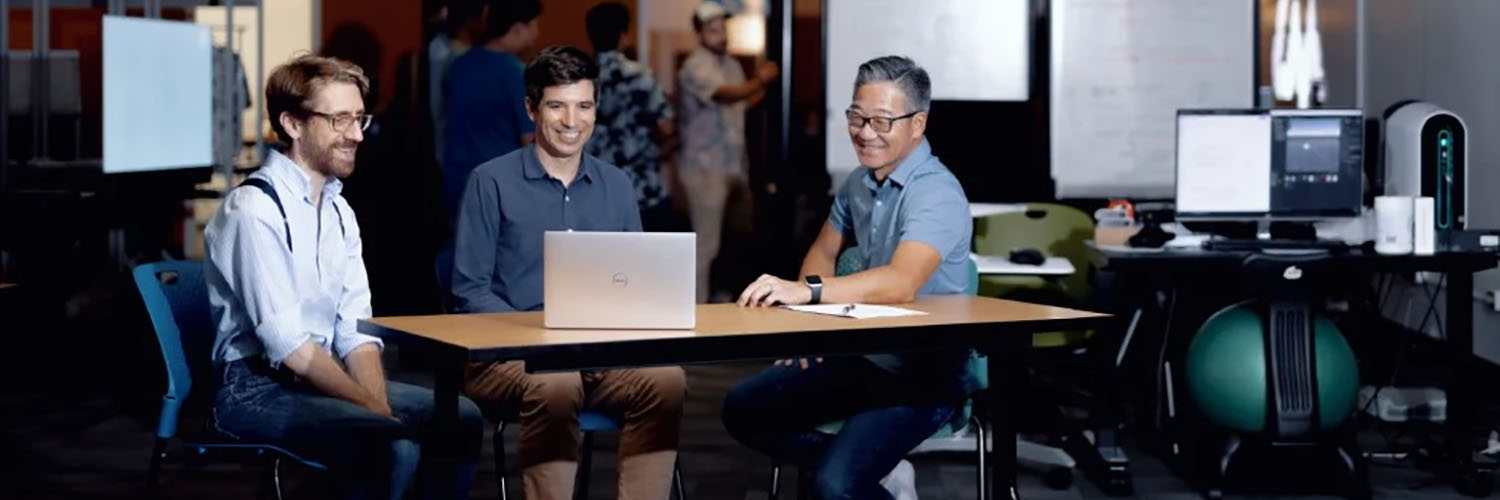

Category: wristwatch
[805, 275, 824, 305]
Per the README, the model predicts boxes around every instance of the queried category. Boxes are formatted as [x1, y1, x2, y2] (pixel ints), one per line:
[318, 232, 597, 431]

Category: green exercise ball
[1185, 302, 1360, 435]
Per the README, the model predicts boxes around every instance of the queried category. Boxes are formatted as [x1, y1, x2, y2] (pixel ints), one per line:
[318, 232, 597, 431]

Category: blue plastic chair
[134, 261, 325, 500]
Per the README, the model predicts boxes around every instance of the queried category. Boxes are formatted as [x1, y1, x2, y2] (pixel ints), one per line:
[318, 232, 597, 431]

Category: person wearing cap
[677, 1, 780, 302]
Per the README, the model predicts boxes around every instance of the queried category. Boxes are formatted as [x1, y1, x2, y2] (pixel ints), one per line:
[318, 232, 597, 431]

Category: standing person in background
[584, 2, 682, 231]
[677, 2, 780, 301]
[442, 0, 542, 222]
[428, 0, 488, 168]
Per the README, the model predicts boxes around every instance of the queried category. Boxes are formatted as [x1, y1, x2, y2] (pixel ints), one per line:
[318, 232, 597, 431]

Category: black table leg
[1081, 345, 1134, 495]
[1443, 270, 1496, 497]
[986, 333, 1028, 500]
[433, 352, 465, 500]
[1079, 270, 1135, 496]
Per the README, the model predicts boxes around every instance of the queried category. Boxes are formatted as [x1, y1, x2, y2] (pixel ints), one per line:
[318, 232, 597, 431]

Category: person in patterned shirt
[584, 2, 680, 231]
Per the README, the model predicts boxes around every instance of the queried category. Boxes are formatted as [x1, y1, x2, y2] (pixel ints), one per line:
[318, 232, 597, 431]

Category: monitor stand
[1201, 221, 1347, 252]
[1200, 221, 1318, 241]
[1267, 221, 1318, 241]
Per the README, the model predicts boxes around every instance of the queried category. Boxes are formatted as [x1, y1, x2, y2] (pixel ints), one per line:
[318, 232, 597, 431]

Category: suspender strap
[237, 178, 292, 252]
[236, 177, 347, 253]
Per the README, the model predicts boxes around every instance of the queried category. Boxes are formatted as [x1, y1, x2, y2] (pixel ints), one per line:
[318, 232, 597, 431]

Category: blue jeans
[210, 359, 484, 499]
[722, 357, 965, 500]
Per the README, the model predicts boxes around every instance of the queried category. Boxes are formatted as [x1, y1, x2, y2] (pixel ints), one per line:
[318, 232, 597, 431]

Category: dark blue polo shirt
[451, 145, 643, 313]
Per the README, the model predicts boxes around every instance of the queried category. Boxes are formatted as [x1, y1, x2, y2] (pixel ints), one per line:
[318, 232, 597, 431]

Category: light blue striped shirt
[204, 150, 382, 367]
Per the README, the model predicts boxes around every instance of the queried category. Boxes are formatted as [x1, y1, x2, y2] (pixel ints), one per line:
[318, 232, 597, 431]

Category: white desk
[969, 203, 1027, 218]
[971, 253, 1076, 276]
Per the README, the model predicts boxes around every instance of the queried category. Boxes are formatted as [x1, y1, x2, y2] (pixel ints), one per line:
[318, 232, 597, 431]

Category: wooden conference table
[359, 295, 1111, 499]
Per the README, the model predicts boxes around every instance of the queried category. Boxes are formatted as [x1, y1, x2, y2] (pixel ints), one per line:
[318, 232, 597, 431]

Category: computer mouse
[1008, 248, 1045, 266]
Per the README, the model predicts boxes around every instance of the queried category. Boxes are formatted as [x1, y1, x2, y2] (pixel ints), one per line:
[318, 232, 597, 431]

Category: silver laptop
[544, 231, 696, 329]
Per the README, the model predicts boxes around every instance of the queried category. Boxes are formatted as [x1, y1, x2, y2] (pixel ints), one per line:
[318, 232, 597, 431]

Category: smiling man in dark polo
[449, 45, 686, 500]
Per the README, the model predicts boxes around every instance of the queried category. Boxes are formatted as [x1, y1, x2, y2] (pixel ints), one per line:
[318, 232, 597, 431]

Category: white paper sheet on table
[782, 304, 929, 319]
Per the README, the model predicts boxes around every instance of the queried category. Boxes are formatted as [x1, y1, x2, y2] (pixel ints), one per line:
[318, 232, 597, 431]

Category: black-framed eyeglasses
[846, 110, 919, 133]
[306, 111, 373, 132]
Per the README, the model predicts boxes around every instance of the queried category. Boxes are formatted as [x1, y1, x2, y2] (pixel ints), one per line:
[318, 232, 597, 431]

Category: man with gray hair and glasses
[722, 55, 972, 500]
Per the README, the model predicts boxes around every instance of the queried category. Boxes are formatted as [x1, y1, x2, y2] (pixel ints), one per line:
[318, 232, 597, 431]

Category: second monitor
[1175, 109, 1364, 221]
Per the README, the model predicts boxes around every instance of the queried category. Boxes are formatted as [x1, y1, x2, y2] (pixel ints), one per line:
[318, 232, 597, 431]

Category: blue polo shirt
[443, 48, 534, 221]
[451, 145, 643, 313]
[829, 138, 973, 375]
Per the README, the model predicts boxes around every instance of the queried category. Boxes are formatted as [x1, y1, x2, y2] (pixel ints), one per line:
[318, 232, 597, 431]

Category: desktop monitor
[1175, 109, 1364, 221]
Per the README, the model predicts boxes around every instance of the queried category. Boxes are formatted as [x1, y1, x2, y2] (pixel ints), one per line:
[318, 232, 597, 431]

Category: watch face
[806, 275, 822, 285]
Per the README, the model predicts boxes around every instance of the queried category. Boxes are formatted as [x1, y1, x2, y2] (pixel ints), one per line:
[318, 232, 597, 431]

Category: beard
[300, 137, 357, 179]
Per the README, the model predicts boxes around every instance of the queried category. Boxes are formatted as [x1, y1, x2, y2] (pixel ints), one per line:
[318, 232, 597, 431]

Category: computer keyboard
[1201, 238, 1352, 252]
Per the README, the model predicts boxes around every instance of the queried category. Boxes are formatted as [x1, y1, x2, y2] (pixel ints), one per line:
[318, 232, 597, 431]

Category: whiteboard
[103, 16, 214, 173]
[825, 0, 1030, 189]
[1050, 0, 1254, 199]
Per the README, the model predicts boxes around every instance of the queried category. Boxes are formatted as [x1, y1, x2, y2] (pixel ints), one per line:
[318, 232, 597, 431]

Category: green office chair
[973, 203, 1096, 346]
[972, 203, 1102, 488]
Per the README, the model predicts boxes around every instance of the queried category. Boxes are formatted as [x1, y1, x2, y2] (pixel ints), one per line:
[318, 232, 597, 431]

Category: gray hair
[853, 56, 931, 113]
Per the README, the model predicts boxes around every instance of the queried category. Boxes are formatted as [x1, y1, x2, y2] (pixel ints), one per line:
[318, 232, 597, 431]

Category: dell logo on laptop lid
[1283, 266, 1303, 281]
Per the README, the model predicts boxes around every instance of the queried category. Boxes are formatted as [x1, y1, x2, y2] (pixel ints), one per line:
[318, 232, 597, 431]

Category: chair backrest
[435, 244, 455, 313]
[964, 256, 978, 296]
[133, 261, 215, 439]
[973, 203, 1096, 301]
[835, 247, 859, 277]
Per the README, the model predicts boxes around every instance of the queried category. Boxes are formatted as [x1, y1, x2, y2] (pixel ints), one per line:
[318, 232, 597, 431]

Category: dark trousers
[210, 359, 484, 499]
[722, 357, 964, 500]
